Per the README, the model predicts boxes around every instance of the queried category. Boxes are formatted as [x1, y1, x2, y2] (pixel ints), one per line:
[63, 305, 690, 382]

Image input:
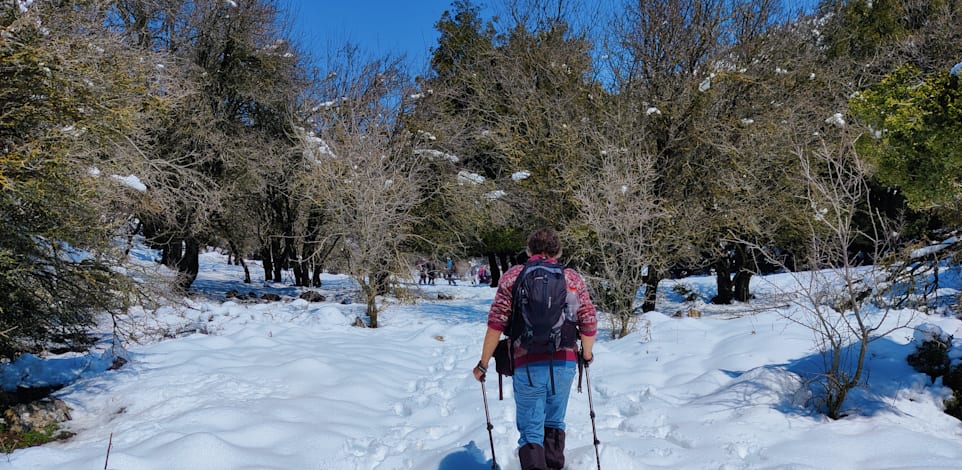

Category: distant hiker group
[415, 258, 437, 285]
[415, 257, 493, 287]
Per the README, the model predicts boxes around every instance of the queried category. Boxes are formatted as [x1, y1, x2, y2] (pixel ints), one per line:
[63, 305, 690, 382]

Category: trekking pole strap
[549, 358, 556, 395]
[498, 373, 503, 401]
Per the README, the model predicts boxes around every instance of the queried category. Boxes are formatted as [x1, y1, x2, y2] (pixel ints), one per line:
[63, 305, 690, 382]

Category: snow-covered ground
[4, 248, 962, 469]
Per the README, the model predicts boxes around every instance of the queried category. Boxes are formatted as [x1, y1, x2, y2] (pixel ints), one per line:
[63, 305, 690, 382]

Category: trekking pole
[480, 378, 499, 470]
[582, 355, 601, 470]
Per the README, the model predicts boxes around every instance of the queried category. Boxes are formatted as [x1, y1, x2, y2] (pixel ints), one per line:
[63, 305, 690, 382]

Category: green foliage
[908, 339, 962, 421]
[479, 227, 526, 255]
[942, 390, 962, 421]
[403, 0, 497, 255]
[851, 65, 962, 221]
[491, 22, 602, 230]
[0, 422, 73, 454]
[821, 0, 908, 60]
[411, 2, 605, 256]
[0, 422, 73, 453]
[431, 0, 496, 83]
[907, 337, 952, 383]
[942, 364, 962, 420]
[0, 3, 140, 359]
[106, 0, 310, 289]
[943, 362, 962, 390]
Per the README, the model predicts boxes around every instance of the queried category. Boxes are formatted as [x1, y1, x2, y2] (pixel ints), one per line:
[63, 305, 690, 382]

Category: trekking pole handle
[474, 362, 487, 382]
[579, 348, 593, 366]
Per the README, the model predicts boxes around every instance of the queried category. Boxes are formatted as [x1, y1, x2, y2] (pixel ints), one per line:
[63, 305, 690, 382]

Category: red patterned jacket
[486, 254, 598, 367]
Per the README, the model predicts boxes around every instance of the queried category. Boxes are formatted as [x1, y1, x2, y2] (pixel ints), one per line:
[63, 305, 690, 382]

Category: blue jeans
[512, 360, 577, 447]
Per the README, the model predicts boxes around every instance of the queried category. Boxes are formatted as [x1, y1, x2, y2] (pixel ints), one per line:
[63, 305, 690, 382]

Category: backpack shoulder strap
[507, 260, 539, 337]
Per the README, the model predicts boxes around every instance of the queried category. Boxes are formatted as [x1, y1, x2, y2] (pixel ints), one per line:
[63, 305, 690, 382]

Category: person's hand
[580, 349, 593, 366]
[473, 362, 487, 382]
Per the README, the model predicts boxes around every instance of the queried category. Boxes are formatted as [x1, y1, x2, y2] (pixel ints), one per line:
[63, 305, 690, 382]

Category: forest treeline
[1, 0, 961, 358]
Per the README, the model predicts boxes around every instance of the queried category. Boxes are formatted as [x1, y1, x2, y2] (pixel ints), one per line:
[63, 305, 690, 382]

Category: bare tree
[573, 146, 667, 338]
[309, 46, 431, 327]
[754, 129, 913, 419]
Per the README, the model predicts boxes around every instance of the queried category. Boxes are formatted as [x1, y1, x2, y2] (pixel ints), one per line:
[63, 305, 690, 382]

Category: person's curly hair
[527, 227, 561, 257]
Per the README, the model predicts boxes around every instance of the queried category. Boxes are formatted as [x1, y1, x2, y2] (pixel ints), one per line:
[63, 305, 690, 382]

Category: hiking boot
[544, 427, 566, 469]
[518, 442, 547, 470]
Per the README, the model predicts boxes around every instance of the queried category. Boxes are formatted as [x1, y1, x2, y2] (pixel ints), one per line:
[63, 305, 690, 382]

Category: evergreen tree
[852, 65, 962, 224]
[411, 0, 604, 283]
[596, 0, 794, 313]
[822, 0, 962, 235]
[0, 1, 149, 359]
[111, 0, 309, 290]
[820, 0, 909, 61]
[406, 0, 509, 263]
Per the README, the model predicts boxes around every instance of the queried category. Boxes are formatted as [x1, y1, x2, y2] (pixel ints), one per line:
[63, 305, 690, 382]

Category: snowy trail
[3, 278, 510, 469]
[5, 252, 962, 469]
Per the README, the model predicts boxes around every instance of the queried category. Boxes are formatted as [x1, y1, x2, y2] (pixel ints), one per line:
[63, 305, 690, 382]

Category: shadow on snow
[719, 336, 924, 418]
[438, 441, 498, 470]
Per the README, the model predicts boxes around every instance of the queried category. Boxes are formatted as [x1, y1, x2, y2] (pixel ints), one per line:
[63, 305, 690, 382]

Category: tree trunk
[641, 268, 660, 312]
[732, 243, 753, 302]
[373, 270, 390, 296]
[712, 254, 734, 304]
[296, 261, 309, 286]
[365, 283, 379, 328]
[308, 234, 339, 288]
[312, 263, 323, 287]
[271, 238, 283, 283]
[261, 244, 274, 282]
[161, 239, 183, 268]
[125, 219, 142, 257]
[487, 252, 501, 287]
[617, 316, 631, 338]
[228, 240, 251, 284]
[176, 237, 200, 291]
[733, 271, 752, 302]
[513, 249, 529, 266]
[289, 238, 308, 287]
[498, 252, 512, 274]
[299, 241, 314, 287]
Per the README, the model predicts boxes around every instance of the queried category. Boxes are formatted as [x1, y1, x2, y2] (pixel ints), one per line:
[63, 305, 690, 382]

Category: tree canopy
[2, 0, 961, 356]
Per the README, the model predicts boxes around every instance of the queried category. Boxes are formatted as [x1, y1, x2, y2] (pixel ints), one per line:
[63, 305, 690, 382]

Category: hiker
[446, 257, 458, 285]
[427, 260, 437, 285]
[416, 258, 428, 285]
[478, 265, 491, 285]
[472, 227, 597, 470]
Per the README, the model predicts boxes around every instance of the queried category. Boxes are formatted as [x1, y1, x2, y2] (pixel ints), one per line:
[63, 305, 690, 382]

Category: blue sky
[286, 0, 819, 74]
[287, 0, 458, 73]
